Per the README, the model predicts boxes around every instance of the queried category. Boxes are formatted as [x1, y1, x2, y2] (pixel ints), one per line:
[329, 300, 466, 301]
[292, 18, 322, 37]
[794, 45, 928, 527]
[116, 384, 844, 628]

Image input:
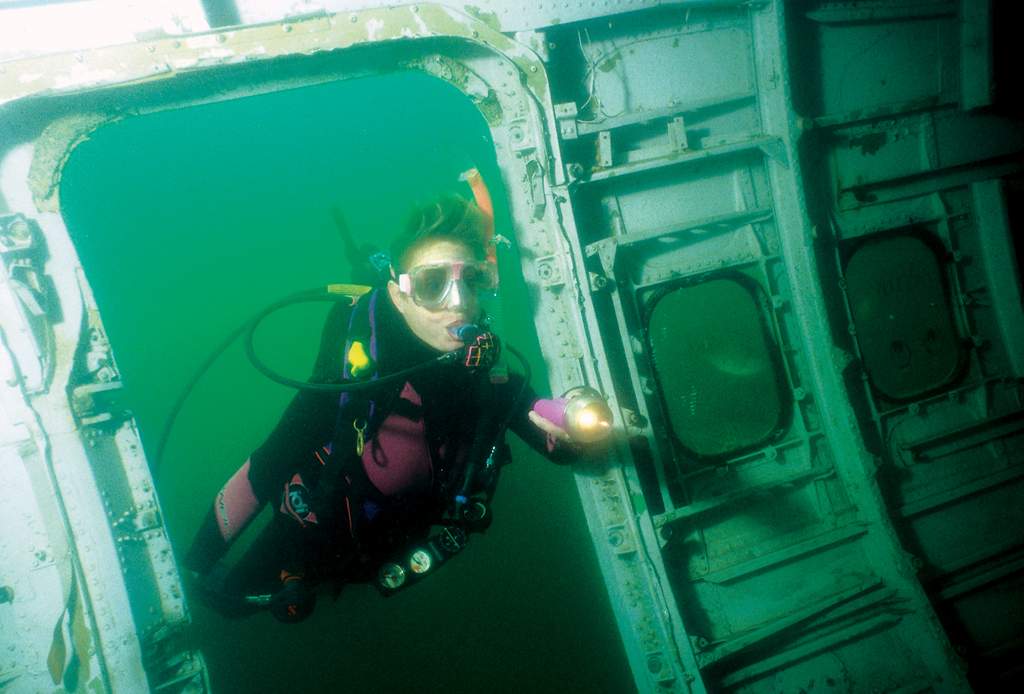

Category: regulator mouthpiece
[448, 323, 483, 343]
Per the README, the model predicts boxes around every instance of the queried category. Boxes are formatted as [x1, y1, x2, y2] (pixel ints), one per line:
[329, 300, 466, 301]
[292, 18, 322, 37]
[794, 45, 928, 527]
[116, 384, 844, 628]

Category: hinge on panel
[71, 381, 127, 427]
[70, 318, 128, 427]
[588, 271, 610, 293]
[554, 101, 579, 140]
[525, 158, 547, 218]
[667, 115, 689, 152]
[535, 253, 566, 287]
[0, 214, 33, 255]
[0, 213, 56, 393]
[64, 249, 131, 427]
[597, 131, 613, 168]
[508, 117, 536, 153]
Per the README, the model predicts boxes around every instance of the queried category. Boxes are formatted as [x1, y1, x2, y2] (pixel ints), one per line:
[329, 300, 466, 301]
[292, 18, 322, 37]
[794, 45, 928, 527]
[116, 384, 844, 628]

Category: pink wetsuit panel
[361, 382, 433, 497]
[215, 459, 260, 542]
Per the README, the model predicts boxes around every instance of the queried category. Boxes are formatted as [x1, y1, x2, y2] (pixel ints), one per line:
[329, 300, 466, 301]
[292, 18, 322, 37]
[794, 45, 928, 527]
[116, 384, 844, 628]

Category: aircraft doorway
[59, 71, 632, 694]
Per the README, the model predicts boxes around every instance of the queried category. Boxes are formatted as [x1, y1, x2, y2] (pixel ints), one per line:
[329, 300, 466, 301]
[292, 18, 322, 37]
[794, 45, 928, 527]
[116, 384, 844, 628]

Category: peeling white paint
[366, 17, 385, 42]
[438, 4, 539, 68]
[53, 69, 122, 91]
[0, 0, 209, 62]
[196, 49, 238, 61]
[0, 146, 37, 239]
[411, 8, 431, 36]
[184, 34, 229, 50]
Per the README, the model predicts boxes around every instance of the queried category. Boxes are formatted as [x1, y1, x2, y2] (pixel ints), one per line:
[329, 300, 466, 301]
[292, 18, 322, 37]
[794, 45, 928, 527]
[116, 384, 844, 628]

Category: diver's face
[388, 239, 483, 352]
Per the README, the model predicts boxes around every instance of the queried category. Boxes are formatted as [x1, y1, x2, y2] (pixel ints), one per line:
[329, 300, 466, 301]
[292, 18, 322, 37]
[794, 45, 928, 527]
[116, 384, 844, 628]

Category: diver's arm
[502, 374, 580, 464]
[505, 373, 613, 463]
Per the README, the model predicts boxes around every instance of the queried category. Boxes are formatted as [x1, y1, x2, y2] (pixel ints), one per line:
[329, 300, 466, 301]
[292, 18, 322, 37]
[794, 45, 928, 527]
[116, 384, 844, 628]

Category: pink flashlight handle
[532, 398, 568, 429]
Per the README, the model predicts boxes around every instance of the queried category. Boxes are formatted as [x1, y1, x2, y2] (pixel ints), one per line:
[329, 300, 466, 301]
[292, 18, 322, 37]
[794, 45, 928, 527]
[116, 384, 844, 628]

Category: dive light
[532, 386, 614, 444]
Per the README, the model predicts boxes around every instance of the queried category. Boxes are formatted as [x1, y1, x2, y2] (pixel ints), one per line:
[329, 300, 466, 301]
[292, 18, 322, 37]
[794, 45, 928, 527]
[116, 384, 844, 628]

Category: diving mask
[397, 260, 498, 309]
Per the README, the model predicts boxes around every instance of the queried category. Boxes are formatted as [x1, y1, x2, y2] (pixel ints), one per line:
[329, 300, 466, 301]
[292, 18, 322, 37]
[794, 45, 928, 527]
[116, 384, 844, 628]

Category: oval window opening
[844, 233, 964, 401]
[647, 277, 787, 459]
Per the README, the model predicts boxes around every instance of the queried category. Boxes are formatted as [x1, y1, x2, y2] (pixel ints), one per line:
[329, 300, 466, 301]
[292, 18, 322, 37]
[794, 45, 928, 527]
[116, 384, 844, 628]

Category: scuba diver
[183, 190, 612, 623]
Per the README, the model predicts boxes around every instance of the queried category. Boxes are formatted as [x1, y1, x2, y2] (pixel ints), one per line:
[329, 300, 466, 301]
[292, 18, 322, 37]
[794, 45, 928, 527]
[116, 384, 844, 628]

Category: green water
[60, 72, 633, 693]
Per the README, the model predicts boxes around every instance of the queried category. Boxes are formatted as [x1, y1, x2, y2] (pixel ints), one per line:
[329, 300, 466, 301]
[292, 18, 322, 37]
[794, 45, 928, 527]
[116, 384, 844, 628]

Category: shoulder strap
[341, 289, 377, 384]
[313, 291, 397, 528]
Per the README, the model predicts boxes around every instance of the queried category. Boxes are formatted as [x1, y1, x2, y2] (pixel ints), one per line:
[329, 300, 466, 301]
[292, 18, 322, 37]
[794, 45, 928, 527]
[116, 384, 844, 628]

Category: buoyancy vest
[278, 290, 483, 573]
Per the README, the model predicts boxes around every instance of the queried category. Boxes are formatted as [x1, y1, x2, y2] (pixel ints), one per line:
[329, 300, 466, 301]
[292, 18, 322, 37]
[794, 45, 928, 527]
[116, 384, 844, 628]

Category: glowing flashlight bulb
[563, 389, 614, 443]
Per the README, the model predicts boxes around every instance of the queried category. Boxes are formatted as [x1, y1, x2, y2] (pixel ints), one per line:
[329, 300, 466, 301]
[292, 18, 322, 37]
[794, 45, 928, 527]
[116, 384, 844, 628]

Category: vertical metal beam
[960, 0, 993, 110]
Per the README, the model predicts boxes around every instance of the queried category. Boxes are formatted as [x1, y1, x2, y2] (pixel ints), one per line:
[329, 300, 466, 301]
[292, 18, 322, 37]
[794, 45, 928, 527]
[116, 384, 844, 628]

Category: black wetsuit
[185, 291, 571, 599]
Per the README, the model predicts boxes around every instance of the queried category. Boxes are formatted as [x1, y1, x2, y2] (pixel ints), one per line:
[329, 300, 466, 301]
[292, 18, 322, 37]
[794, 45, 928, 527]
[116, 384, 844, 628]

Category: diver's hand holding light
[530, 386, 614, 446]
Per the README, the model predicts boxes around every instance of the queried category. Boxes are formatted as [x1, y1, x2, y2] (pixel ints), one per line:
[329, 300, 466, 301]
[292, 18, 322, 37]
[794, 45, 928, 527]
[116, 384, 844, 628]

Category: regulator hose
[153, 285, 457, 476]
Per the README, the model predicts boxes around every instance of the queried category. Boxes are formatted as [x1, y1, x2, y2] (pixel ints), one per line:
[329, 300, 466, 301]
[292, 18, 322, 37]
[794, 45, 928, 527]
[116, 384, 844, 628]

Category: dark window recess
[646, 278, 787, 459]
[993, 1, 1024, 117]
[844, 234, 964, 401]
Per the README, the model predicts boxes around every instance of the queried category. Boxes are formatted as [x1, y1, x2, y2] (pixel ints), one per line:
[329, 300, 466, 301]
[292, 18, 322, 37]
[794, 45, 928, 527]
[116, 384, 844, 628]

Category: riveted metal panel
[233, 0, 760, 33]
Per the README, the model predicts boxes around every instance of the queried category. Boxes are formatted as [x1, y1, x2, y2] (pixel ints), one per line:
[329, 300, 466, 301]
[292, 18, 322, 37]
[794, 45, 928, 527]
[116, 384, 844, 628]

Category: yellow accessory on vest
[347, 340, 372, 378]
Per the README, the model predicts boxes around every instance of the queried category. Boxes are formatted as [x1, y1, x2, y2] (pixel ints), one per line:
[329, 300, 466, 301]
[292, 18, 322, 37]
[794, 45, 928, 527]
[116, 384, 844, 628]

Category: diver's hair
[390, 194, 488, 273]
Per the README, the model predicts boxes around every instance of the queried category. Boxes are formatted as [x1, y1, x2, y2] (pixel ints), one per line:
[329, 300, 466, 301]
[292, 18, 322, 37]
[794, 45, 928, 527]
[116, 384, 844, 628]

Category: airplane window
[646, 277, 787, 459]
[843, 233, 964, 401]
